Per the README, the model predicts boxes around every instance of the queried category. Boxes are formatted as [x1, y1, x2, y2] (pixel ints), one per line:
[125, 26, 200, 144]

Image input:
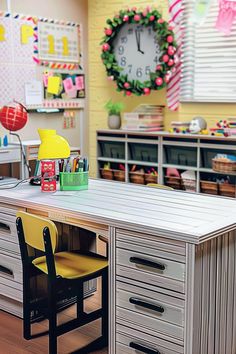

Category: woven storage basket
[212, 158, 236, 173]
[219, 183, 236, 198]
[129, 172, 145, 184]
[100, 168, 113, 180]
[144, 174, 158, 184]
[165, 176, 183, 190]
[200, 181, 218, 195]
[182, 178, 197, 192]
[113, 170, 125, 182]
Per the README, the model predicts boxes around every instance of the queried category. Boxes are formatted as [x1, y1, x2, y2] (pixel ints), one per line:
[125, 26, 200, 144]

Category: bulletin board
[0, 12, 85, 110]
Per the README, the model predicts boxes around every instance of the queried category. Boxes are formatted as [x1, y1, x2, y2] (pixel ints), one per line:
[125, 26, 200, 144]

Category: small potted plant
[104, 100, 124, 129]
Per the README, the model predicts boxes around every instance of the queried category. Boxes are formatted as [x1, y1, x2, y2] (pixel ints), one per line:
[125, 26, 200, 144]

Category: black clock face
[112, 23, 162, 82]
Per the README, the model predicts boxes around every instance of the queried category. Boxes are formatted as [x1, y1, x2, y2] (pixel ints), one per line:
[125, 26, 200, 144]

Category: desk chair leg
[101, 269, 108, 345]
[48, 281, 57, 354]
[77, 282, 84, 320]
[23, 272, 31, 340]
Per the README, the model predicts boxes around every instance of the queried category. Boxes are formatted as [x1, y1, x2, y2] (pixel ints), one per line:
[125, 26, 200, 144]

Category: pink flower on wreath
[143, 87, 151, 95]
[102, 43, 110, 51]
[156, 65, 162, 71]
[149, 15, 155, 21]
[124, 82, 130, 89]
[168, 59, 174, 67]
[167, 46, 176, 56]
[108, 76, 114, 81]
[155, 77, 163, 86]
[105, 28, 113, 36]
[134, 14, 141, 21]
[162, 54, 169, 63]
[167, 35, 174, 43]
[123, 15, 129, 22]
[126, 91, 132, 96]
[158, 18, 164, 24]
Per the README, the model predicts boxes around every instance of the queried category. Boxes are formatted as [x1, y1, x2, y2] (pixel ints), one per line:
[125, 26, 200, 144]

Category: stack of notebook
[122, 105, 164, 131]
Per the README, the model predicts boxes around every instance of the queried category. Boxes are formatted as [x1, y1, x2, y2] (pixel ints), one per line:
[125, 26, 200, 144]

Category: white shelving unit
[97, 130, 236, 197]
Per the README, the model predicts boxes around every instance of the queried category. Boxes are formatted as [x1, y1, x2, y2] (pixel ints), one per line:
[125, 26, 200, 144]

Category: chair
[16, 211, 108, 354]
[98, 234, 109, 258]
[146, 183, 174, 190]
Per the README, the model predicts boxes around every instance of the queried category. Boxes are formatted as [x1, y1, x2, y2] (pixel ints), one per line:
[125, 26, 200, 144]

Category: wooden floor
[0, 282, 108, 354]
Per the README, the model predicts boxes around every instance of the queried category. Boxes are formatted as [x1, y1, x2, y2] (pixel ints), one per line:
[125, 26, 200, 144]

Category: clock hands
[135, 29, 144, 54]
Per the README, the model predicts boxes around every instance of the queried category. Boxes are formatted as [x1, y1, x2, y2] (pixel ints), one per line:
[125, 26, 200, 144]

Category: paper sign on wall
[25, 80, 43, 105]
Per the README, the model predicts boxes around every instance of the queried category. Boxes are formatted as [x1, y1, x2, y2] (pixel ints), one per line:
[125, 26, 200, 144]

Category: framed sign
[38, 21, 80, 63]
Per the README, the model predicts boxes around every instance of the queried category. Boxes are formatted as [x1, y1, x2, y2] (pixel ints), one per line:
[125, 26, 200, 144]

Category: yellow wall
[88, 0, 236, 176]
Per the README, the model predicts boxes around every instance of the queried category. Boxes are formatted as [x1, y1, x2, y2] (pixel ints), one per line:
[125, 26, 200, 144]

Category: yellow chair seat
[33, 252, 108, 280]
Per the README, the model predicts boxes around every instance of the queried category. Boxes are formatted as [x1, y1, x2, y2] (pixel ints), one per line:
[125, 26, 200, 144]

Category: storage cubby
[163, 145, 197, 167]
[200, 148, 236, 168]
[98, 140, 125, 159]
[128, 142, 158, 163]
[97, 130, 236, 198]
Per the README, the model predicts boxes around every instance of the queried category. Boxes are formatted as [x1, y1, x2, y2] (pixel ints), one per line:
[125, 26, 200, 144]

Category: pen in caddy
[59, 156, 89, 191]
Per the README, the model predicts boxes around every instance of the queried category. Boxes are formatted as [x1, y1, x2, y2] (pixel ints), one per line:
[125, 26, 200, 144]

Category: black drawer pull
[129, 297, 164, 314]
[129, 341, 160, 354]
[0, 265, 13, 277]
[129, 257, 165, 271]
[0, 222, 10, 232]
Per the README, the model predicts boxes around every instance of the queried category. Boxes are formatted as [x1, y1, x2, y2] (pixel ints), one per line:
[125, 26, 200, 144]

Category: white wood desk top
[0, 179, 236, 244]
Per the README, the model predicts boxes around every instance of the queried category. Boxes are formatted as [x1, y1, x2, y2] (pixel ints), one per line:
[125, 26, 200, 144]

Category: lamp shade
[38, 129, 70, 160]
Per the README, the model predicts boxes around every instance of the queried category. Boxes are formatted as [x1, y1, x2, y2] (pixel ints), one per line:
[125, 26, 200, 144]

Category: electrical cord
[0, 178, 30, 189]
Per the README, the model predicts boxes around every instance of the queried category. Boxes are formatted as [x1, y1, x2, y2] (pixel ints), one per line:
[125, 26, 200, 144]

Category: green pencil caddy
[59, 172, 88, 191]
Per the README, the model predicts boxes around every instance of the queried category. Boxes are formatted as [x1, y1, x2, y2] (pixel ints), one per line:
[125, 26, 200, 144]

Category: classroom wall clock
[101, 7, 177, 96]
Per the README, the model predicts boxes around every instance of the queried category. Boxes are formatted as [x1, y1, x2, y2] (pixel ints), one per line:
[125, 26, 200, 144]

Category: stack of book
[122, 105, 164, 132]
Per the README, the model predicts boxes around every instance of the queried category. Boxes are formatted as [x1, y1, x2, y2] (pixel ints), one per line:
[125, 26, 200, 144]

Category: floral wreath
[101, 7, 177, 96]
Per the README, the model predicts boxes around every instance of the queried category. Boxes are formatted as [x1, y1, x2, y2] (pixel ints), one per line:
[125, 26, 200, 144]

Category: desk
[0, 180, 236, 354]
[11, 140, 80, 178]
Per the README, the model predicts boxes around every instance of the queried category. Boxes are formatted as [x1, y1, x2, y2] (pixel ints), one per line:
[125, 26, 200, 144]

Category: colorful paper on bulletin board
[47, 76, 61, 95]
[44, 73, 85, 100]
[43, 71, 53, 87]
[0, 13, 36, 107]
[37, 21, 80, 64]
[0, 16, 13, 64]
[13, 18, 34, 65]
[75, 76, 84, 90]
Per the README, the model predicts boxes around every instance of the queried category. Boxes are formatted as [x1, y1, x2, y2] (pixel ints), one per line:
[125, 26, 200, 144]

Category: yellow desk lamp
[38, 129, 70, 160]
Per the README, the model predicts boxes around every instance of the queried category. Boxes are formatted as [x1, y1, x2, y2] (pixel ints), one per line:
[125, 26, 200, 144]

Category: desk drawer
[0, 148, 20, 163]
[116, 325, 184, 354]
[0, 253, 22, 301]
[0, 212, 18, 245]
[116, 247, 185, 293]
[117, 282, 184, 328]
[0, 252, 22, 283]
